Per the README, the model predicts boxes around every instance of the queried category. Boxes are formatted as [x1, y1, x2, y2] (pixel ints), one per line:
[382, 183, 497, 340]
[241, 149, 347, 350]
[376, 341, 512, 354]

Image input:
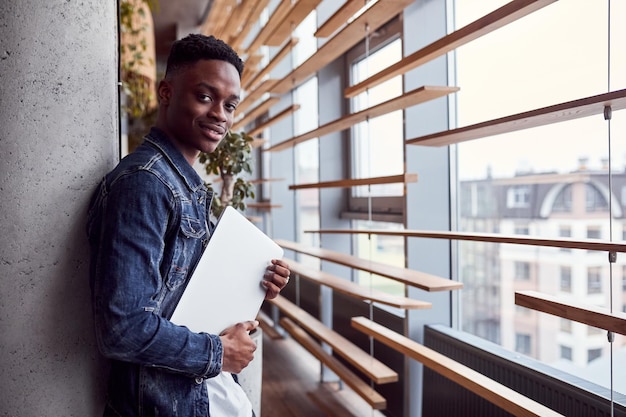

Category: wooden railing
[275, 239, 462, 292]
[351, 316, 565, 417]
[280, 317, 387, 409]
[286, 259, 431, 310]
[269, 295, 398, 385]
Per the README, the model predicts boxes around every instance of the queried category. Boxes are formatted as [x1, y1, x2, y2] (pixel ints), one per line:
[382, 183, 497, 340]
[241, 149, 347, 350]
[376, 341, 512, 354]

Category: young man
[87, 34, 290, 417]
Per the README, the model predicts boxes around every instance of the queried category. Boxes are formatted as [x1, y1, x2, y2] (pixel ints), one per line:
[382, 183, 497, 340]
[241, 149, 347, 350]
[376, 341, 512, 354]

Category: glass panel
[350, 38, 403, 197]
[353, 220, 405, 298]
[455, 0, 626, 395]
[294, 78, 319, 268]
[293, 11, 317, 67]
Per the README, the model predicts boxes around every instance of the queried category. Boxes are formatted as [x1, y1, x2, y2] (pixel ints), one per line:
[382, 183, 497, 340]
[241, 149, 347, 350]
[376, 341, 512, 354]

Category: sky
[455, 0, 626, 179]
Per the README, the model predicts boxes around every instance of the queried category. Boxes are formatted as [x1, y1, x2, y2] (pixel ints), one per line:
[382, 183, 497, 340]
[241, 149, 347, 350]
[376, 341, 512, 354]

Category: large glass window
[350, 37, 403, 198]
[294, 77, 319, 255]
[455, 0, 626, 395]
[345, 19, 406, 297]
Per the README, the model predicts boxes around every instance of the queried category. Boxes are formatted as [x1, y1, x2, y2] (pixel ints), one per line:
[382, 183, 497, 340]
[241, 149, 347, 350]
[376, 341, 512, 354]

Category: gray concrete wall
[0, 1, 118, 416]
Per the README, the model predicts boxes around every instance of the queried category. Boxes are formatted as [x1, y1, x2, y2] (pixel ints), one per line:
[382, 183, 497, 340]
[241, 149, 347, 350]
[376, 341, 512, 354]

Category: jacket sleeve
[88, 171, 222, 379]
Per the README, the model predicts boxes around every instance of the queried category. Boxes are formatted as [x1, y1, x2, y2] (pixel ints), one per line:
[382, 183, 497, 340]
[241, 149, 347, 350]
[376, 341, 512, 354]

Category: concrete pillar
[0, 1, 118, 416]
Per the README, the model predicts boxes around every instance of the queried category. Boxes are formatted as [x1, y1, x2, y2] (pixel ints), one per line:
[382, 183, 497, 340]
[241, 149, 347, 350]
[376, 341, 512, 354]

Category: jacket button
[195, 377, 203, 384]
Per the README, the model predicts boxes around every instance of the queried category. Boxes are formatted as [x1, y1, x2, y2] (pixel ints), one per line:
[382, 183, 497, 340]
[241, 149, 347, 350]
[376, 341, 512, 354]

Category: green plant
[199, 130, 256, 217]
[119, 0, 159, 152]
[119, 0, 158, 118]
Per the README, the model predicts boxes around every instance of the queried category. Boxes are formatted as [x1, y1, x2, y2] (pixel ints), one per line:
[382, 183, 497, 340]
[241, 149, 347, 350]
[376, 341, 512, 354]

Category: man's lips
[199, 123, 225, 140]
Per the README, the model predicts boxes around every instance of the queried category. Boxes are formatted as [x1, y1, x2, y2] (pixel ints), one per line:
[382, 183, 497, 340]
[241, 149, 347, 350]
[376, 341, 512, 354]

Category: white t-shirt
[206, 371, 252, 417]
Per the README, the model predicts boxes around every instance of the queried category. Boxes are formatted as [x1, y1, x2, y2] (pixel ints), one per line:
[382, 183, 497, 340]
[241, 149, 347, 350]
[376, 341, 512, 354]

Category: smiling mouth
[199, 123, 225, 140]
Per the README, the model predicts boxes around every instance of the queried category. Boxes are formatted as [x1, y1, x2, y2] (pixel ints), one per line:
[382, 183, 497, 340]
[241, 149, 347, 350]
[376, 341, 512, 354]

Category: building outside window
[560, 266, 572, 293]
[559, 225, 571, 252]
[348, 20, 405, 295]
[454, 0, 626, 395]
[588, 348, 603, 363]
[507, 186, 530, 208]
[560, 345, 573, 361]
[587, 266, 602, 295]
[514, 261, 530, 281]
[515, 333, 531, 355]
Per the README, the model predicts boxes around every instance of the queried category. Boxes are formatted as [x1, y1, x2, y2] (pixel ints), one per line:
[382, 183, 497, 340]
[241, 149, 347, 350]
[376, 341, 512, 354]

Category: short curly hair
[164, 34, 244, 78]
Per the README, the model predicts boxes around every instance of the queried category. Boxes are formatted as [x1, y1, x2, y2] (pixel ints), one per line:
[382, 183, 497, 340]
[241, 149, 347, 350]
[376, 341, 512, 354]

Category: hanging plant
[119, 0, 159, 152]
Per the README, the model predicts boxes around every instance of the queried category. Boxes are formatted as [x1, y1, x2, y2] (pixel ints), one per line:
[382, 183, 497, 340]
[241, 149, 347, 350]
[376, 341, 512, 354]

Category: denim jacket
[87, 127, 222, 417]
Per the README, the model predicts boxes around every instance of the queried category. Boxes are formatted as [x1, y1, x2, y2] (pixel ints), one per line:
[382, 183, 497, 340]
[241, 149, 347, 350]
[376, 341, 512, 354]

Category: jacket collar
[144, 127, 206, 193]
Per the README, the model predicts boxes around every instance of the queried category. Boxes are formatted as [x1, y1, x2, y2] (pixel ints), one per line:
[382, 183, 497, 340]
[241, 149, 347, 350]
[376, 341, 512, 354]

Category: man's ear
[157, 80, 171, 105]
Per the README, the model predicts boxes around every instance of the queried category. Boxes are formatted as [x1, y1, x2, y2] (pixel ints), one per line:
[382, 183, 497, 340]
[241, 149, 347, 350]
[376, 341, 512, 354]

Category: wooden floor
[260, 330, 386, 417]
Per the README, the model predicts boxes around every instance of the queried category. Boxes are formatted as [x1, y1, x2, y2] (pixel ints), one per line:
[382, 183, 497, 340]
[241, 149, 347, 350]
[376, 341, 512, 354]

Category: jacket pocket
[166, 215, 206, 290]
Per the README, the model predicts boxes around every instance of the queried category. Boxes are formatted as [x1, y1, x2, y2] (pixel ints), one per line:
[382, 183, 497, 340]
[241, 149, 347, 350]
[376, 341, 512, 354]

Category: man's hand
[219, 320, 258, 374]
[262, 259, 291, 300]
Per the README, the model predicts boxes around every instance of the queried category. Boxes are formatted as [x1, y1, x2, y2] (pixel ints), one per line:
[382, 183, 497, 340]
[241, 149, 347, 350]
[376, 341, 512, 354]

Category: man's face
[157, 59, 241, 163]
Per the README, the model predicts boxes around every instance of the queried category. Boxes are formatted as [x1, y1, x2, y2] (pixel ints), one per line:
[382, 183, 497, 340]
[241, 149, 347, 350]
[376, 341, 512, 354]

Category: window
[351, 37, 403, 198]
[586, 226, 601, 240]
[454, 0, 625, 395]
[552, 185, 572, 213]
[514, 261, 530, 281]
[560, 345, 573, 361]
[559, 226, 571, 252]
[354, 220, 405, 297]
[514, 224, 529, 235]
[293, 78, 319, 252]
[560, 319, 572, 333]
[588, 348, 603, 363]
[560, 266, 571, 292]
[585, 184, 608, 212]
[347, 18, 404, 222]
[587, 267, 602, 294]
[506, 186, 530, 208]
[515, 333, 531, 355]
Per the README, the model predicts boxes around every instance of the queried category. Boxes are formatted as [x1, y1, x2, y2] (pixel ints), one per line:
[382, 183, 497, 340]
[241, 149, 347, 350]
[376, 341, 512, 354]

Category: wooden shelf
[230, 0, 270, 52]
[240, 54, 264, 87]
[251, 138, 267, 148]
[244, 38, 299, 91]
[266, 86, 458, 152]
[351, 317, 564, 417]
[265, 0, 323, 47]
[344, 0, 557, 98]
[249, 178, 285, 184]
[247, 202, 282, 210]
[232, 97, 281, 132]
[280, 317, 387, 409]
[221, 0, 258, 48]
[314, 0, 364, 38]
[515, 291, 626, 335]
[303, 229, 626, 253]
[287, 259, 432, 310]
[270, 0, 414, 96]
[274, 239, 463, 292]
[289, 173, 417, 190]
[270, 295, 399, 385]
[407, 89, 626, 147]
[200, 0, 236, 40]
[237, 78, 279, 115]
[248, 104, 301, 137]
[245, 0, 293, 56]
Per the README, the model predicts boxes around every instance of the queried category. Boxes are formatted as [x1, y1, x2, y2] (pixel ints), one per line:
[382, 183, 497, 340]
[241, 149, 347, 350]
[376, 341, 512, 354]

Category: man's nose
[208, 103, 226, 121]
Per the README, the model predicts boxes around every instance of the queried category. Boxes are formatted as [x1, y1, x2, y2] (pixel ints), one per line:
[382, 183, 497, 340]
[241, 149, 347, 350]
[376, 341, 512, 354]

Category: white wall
[0, 1, 118, 415]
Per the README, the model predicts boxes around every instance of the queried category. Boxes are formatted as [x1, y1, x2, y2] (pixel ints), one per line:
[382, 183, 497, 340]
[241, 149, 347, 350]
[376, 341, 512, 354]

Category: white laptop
[170, 206, 284, 335]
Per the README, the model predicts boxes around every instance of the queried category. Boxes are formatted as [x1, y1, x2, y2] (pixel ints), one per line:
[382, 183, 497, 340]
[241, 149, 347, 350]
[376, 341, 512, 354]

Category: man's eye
[225, 103, 237, 112]
[199, 94, 212, 102]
